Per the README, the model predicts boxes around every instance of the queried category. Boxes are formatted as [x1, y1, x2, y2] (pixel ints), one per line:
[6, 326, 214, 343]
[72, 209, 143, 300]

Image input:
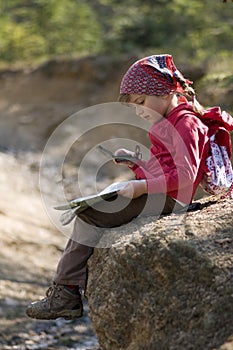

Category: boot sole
[26, 307, 83, 320]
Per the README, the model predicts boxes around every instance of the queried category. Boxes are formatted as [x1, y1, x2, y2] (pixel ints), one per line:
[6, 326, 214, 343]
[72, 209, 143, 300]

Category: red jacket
[130, 103, 219, 204]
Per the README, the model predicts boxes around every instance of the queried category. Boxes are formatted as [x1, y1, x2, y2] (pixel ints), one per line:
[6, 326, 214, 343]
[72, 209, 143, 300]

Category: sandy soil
[0, 152, 100, 349]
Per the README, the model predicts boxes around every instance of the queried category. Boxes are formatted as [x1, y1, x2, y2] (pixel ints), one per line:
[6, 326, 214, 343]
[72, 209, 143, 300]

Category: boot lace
[45, 284, 62, 309]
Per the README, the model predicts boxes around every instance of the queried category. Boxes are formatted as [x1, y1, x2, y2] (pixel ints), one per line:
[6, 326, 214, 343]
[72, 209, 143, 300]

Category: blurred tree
[99, 0, 233, 64]
[0, 0, 102, 62]
[0, 0, 232, 65]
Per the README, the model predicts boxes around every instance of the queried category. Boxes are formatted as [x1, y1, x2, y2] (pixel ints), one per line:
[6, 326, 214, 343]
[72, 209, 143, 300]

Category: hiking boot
[26, 284, 83, 320]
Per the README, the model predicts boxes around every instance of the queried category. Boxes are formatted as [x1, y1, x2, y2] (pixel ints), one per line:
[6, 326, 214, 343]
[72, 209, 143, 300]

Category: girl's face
[129, 94, 177, 124]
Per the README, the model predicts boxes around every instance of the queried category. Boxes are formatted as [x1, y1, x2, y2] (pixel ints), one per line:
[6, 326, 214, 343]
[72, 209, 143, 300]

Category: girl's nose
[135, 105, 144, 117]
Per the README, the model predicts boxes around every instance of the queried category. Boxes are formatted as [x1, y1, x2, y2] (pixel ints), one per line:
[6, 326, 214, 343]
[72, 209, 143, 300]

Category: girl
[26, 54, 209, 320]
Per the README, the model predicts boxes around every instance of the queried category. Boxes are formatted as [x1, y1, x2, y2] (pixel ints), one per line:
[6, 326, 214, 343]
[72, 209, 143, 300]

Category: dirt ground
[0, 58, 131, 350]
[0, 152, 101, 349]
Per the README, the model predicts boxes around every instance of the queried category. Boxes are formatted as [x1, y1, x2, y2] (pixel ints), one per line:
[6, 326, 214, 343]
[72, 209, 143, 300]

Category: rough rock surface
[87, 197, 233, 350]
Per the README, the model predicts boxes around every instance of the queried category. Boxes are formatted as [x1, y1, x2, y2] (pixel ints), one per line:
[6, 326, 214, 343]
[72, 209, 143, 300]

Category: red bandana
[120, 54, 192, 96]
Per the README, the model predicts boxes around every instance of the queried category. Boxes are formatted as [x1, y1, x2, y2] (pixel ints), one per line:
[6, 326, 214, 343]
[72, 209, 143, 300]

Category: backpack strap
[175, 105, 233, 158]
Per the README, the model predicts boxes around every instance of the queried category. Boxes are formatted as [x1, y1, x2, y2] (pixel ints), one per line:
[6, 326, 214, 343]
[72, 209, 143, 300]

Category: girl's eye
[137, 99, 144, 105]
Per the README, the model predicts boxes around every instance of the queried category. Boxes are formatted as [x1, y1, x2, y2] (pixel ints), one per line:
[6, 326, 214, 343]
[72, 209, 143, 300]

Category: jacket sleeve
[131, 115, 209, 194]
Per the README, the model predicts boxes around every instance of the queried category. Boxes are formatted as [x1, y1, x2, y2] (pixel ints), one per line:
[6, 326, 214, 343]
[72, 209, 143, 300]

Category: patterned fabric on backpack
[176, 105, 233, 197]
[200, 132, 233, 195]
[198, 107, 233, 196]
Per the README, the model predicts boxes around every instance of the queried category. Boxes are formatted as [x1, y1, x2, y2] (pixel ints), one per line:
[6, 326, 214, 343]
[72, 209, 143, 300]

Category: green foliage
[0, 0, 232, 65]
[0, 0, 102, 63]
[100, 0, 233, 64]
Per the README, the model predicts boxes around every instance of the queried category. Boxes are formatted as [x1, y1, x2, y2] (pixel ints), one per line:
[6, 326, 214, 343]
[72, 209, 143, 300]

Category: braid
[174, 73, 204, 115]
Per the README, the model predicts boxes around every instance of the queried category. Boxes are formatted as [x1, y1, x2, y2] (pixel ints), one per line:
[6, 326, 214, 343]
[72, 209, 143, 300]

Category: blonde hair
[118, 75, 204, 115]
[118, 94, 131, 103]
[174, 74, 204, 115]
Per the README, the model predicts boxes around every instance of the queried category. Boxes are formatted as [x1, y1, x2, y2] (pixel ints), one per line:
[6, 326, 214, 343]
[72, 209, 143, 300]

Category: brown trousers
[53, 193, 183, 289]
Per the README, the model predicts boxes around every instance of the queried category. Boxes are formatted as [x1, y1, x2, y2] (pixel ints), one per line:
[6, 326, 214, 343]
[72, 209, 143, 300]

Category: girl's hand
[113, 148, 136, 166]
[118, 180, 148, 198]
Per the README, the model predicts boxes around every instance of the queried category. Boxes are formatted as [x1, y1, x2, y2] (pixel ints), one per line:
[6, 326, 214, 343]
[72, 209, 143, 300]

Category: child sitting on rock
[26, 54, 214, 320]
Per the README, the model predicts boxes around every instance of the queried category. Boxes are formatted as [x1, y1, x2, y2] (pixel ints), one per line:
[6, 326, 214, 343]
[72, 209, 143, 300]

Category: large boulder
[87, 197, 233, 350]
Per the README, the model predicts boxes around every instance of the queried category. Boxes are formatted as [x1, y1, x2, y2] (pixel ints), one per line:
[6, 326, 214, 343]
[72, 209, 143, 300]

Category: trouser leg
[54, 194, 181, 287]
[54, 239, 94, 289]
